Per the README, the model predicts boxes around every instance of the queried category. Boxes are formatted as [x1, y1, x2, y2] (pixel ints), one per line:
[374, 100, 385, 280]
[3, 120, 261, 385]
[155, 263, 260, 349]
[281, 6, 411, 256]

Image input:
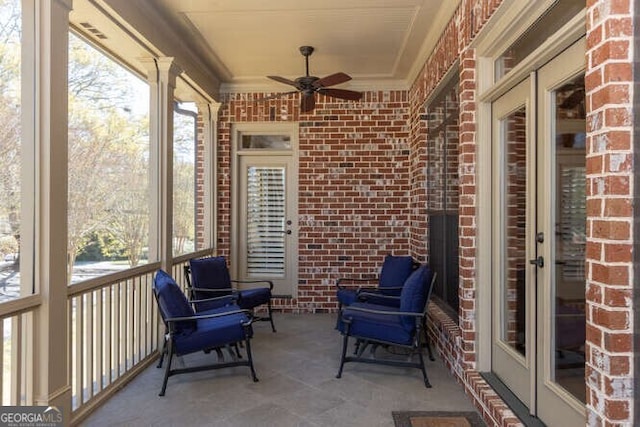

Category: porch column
[141, 57, 182, 272]
[196, 101, 221, 250]
[30, 0, 73, 419]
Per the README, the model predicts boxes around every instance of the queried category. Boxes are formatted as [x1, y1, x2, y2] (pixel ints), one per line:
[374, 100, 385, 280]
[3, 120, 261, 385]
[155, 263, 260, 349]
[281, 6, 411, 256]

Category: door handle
[529, 256, 544, 268]
[280, 230, 292, 235]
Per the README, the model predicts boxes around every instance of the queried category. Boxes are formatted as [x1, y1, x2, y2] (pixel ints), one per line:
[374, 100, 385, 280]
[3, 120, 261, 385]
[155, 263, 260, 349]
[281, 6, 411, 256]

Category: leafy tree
[67, 33, 149, 281]
[0, 0, 21, 264]
[172, 108, 196, 255]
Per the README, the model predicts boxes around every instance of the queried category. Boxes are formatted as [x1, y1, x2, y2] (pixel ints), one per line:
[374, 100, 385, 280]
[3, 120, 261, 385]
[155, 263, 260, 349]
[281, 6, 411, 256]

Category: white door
[535, 39, 586, 426]
[491, 39, 586, 425]
[232, 126, 298, 297]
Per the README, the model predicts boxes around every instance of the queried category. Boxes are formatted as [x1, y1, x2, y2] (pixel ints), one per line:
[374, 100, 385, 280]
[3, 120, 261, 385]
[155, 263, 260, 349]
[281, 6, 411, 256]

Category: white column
[29, 0, 73, 420]
[196, 101, 221, 250]
[140, 57, 182, 272]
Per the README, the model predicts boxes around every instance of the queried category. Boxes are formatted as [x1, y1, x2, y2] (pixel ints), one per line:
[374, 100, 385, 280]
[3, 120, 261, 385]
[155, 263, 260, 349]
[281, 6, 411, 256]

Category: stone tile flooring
[82, 313, 477, 426]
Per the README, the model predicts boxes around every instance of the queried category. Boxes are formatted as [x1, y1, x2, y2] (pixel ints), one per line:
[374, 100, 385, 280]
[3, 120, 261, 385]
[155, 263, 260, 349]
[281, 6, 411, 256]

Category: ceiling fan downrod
[299, 46, 314, 77]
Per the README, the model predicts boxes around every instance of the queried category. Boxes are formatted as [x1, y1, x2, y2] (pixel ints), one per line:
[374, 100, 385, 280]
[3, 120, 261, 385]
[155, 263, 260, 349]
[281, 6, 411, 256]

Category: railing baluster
[104, 285, 112, 388]
[127, 279, 134, 368]
[85, 293, 94, 402]
[73, 296, 83, 408]
[95, 289, 103, 394]
[22, 313, 33, 405]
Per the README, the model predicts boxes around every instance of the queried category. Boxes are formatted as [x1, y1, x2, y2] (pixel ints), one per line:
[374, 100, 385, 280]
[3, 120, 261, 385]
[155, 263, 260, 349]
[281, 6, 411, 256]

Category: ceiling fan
[260, 46, 362, 113]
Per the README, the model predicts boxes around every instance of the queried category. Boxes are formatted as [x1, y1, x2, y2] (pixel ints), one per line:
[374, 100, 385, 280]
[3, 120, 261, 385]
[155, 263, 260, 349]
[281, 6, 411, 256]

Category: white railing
[68, 262, 161, 421]
[69, 249, 213, 424]
[0, 294, 40, 406]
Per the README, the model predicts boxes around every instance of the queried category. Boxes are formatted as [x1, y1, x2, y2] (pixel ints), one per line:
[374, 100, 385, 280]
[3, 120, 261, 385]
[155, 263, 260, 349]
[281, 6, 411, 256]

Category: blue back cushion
[398, 265, 432, 331]
[189, 256, 232, 296]
[154, 270, 196, 334]
[379, 255, 414, 295]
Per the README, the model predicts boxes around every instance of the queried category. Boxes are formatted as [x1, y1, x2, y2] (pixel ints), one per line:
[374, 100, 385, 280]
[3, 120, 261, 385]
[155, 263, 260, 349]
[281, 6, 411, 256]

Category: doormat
[392, 411, 486, 427]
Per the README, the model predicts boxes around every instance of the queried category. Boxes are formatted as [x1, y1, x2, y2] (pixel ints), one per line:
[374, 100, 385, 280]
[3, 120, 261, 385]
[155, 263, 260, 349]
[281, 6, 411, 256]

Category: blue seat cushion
[339, 302, 413, 346]
[398, 265, 432, 331]
[189, 256, 233, 301]
[238, 287, 271, 309]
[336, 288, 359, 306]
[154, 270, 196, 335]
[174, 306, 251, 355]
[378, 255, 415, 295]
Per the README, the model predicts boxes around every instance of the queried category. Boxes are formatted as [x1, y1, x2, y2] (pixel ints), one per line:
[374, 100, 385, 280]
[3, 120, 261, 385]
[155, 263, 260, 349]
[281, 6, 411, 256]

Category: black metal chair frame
[348, 291, 436, 363]
[336, 306, 432, 388]
[154, 291, 259, 396]
[184, 265, 277, 332]
[334, 259, 419, 327]
[336, 271, 437, 388]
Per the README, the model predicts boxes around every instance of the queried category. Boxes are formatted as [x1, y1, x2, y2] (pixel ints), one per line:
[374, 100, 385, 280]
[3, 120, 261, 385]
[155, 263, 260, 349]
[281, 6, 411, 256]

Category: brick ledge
[427, 302, 523, 427]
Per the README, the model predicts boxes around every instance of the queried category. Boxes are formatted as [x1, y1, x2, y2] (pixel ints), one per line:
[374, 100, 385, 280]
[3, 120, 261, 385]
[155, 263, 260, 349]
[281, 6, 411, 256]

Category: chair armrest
[341, 305, 425, 319]
[336, 277, 378, 290]
[190, 294, 238, 304]
[165, 309, 254, 329]
[231, 279, 274, 291]
[190, 286, 237, 295]
[356, 292, 400, 302]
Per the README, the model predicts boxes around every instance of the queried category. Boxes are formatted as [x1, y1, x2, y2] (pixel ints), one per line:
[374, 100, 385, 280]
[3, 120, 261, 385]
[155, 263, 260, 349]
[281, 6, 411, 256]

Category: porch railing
[0, 295, 39, 406]
[69, 249, 212, 424]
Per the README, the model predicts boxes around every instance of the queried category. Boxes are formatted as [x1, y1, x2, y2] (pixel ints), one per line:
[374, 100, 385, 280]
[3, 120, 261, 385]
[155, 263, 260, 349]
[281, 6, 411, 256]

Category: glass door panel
[246, 166, 286, 277]
[502, 106, 528, 357]
[552, 76, 586, 402]
[491, 77, 533, 407]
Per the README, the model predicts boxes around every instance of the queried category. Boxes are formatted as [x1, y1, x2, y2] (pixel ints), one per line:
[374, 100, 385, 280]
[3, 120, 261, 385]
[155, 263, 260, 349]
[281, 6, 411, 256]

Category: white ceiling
[150, 0, 460, 93]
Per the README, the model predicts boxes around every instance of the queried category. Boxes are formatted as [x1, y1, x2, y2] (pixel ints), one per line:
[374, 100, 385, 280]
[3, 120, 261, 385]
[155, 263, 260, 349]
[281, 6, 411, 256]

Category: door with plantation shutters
[232, 125, 298, 297]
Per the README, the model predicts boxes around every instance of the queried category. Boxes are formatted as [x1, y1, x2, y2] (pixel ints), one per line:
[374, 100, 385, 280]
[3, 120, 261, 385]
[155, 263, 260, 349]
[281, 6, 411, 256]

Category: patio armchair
[185, 256, 276, 332]
[336, 265, 436, 387]
[153, 269, 259, 396]
[335, 254, 417, 326]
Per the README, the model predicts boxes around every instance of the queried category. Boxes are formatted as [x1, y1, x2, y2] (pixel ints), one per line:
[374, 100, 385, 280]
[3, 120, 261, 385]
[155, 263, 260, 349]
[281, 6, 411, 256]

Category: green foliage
[76, 231, 127, 262]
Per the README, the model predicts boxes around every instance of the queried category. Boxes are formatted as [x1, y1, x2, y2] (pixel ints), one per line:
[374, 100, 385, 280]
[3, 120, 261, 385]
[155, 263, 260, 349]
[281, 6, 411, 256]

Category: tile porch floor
[82, 313, 478, 426]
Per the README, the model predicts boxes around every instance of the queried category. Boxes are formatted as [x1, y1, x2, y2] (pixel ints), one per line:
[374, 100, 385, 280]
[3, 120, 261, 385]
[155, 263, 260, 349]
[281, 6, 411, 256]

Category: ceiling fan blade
[267, 75, 298, 87]
[313, 72, 351, 88]
[254, 91, 298, 102]
[300, 93, 315, 113]
[318, 88, 362, 101]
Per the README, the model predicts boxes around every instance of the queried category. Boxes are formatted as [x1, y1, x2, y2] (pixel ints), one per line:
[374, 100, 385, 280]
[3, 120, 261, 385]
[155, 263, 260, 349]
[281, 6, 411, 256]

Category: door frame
[475, 5, 586, 373]
[230, 122, 299, 297]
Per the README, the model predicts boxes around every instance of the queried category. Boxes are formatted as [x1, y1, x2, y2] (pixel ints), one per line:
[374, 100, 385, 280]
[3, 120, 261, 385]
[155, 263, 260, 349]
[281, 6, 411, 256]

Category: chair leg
[233, 343, 242, 359]
[157, 333, 167, 368]
[335, 303, 343, 329]
[267, 300, 277, 332]
[243, 327, 259, 382]
[417, 346, 432, 388]
[336, 332, 349, 379]
[425, 337, 435, 361]
[159, 345, 174, 396]
[215, 347, 225, 361]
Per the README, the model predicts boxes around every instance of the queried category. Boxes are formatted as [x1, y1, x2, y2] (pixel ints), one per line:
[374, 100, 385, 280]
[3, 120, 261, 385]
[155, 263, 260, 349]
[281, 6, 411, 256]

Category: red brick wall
[217, 91, 412, 312]
[584, 0, 636, 424]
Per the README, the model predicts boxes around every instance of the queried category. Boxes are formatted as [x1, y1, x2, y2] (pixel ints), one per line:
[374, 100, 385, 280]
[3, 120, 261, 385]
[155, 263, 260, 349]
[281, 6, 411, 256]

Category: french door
[232, 126, 298, 297]
[491, 39, 586, 425]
